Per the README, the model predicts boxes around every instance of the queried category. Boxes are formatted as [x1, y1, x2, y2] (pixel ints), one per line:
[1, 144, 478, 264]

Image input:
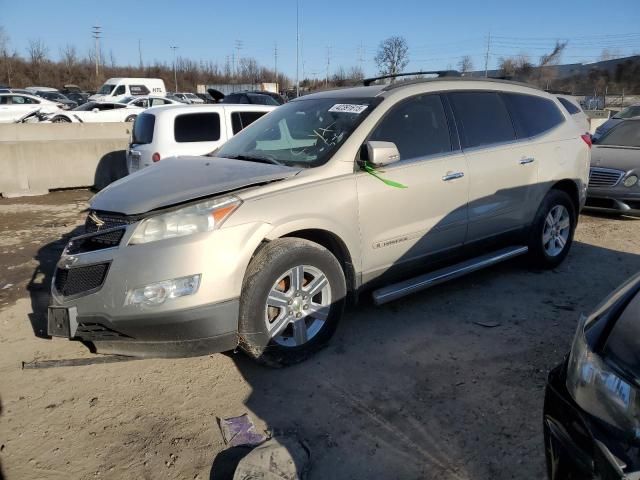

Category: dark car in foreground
[586, 119, 640, 214]
[544, 273, 640, 480]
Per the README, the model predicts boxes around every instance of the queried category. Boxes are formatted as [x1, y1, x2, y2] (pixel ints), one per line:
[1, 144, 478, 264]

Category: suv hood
[91, 156, 301, 215]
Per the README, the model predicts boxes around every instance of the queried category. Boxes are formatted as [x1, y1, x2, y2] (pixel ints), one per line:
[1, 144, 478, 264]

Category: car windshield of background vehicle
[599, 122, 640, 147]
[98, 84, 115, 95]
[614, 105, 640, 119]
[73, 102, 99, 111]
[215, 97, 379, 168]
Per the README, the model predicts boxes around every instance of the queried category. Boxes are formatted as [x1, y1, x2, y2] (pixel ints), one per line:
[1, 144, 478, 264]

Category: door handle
[442, 171, 464, 181]
[519, 157, 535, 165]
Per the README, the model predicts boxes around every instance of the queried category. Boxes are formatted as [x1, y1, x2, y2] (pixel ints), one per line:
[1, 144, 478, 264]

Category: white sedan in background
[48, 101, 145, 123]
[48, 96, 181, 123]
[0, 93, 62, 123]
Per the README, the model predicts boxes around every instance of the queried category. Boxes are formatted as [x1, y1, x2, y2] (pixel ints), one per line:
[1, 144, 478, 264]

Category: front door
[356, 94, 469, 283]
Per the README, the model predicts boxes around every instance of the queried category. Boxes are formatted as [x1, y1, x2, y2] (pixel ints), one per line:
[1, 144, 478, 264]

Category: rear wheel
[239, 238, 346, 367]
[51, 115, 71, 123]
[528, 189, 576, 269]
[125, 115, 137, 123]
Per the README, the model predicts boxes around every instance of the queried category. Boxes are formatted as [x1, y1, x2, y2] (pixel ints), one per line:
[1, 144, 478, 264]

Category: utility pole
[484, 31, 491, 77]
[170, 45, 179, 92]
[325, 45, 331, 87]
[296, 0, 300, 97]
[138, 39, 143, 70]
[274, 43, 278, 91]
[358, 41, 365, 74]
[92, 25, 102, 80]
[234, 40, 243, 79]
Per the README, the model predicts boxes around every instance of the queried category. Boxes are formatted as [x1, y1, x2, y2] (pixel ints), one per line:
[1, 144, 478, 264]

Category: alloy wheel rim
[542, 205, 571, 257]
[264, 265, 331, 347]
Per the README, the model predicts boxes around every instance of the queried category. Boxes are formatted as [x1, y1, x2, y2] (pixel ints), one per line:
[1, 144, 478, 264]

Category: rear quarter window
[132, 113, 155, 144]
[557, 97, 580, 115]
[230, 111, 267, 134]
[503, 93, 565, 138]
[174, 112, 221, 143]
[449, 91, 516, 148]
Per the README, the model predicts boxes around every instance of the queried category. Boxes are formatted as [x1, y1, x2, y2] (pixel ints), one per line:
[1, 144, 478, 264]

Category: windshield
[118, 96, 134, 104]
[247, 94, 279, 106]
[215, 97, 378, 168]
[599, 121, 640, 147]
[98, 84, 116, 95]
[614, 105, 640, 119]
[185, 93, 198, 98]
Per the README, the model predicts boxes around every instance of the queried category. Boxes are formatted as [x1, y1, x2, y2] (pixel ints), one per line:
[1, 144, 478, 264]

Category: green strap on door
[363, 162, 408, 189]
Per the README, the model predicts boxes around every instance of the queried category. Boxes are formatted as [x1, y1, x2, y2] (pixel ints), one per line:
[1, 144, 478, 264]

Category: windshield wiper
[222, 154, 283, 166]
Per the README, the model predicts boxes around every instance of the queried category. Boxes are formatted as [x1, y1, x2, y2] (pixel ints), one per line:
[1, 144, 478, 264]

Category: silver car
[587, 118, 640, 214]
[48, 77, 590, 366]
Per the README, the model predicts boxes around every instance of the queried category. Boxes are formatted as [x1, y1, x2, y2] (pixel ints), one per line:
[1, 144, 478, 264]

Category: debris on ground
[218, 414, 269, 448]
[473, 320, 501, 328]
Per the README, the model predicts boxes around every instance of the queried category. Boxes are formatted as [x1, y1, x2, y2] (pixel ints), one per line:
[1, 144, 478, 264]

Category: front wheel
[51, 115, 71, 123]
[125, 115, 137, 123]
[528, 189, 576, 269]
[238, 238, 346, 367]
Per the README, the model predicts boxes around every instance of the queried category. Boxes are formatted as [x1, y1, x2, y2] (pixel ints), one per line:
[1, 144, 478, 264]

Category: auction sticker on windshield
[328, 104, 368, 114]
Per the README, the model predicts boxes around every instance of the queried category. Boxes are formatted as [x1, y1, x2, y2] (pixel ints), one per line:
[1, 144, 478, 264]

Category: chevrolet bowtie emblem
[88, 212, 105, 228]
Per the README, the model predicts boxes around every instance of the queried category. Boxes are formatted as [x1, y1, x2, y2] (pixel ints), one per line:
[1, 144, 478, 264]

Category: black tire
[238, 238, 346, 367]
[125, 115, 137, 123]
[527, 189, 576, 269]
[51, 115, 71, 123]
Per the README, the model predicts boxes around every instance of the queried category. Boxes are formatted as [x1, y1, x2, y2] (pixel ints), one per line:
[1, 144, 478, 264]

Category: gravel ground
[0, 190, 639, 480]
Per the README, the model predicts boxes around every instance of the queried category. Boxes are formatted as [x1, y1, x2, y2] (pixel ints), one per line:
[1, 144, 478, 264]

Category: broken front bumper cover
[48, 298, 240, 358]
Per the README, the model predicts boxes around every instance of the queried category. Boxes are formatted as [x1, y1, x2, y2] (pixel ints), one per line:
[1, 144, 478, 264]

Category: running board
[372, 246, 529, 306]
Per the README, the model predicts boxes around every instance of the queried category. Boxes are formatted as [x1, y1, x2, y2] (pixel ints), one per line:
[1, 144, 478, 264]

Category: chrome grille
[589, 168, 624, 188]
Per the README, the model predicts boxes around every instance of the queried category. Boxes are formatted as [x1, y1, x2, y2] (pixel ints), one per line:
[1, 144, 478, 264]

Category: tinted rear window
[449, 92, 516, 148]
[557, 97, 580, 115]
[599, 121, 640, 147]
[503, 93, 565, 138]
[132, 113, 155, 144]
[174, 112, 221, 142]
[230, 111, 267, 134]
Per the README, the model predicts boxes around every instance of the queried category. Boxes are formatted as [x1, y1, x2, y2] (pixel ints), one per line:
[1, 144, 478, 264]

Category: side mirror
[365, 141, 401, 167]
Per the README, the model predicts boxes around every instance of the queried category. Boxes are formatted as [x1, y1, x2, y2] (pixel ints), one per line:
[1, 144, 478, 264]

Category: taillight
[581, 134, 592, 148]
[152, 152, 161, 162]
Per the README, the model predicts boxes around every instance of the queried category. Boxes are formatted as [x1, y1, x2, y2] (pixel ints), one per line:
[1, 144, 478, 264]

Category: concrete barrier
[0, 122, 131, 197]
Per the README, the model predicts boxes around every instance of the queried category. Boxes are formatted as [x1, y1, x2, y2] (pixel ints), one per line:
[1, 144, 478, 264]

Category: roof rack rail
[363, 70, 461, 86]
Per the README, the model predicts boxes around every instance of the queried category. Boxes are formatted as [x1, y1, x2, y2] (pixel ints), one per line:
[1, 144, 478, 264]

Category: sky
[1, 0, 639, 81]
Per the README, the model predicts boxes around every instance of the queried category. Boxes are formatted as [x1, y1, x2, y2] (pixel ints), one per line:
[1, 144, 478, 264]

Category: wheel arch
[550, 179, 580, 216]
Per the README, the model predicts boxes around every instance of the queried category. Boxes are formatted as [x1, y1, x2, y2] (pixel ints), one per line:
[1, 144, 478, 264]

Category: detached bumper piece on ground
[544, 273, 640, 480]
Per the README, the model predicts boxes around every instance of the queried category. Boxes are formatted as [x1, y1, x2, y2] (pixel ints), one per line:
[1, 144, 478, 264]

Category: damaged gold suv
[48, 75, 591, 366]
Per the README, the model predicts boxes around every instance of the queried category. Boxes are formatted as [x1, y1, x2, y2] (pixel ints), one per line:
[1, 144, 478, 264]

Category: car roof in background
[143, 103, 276, 116]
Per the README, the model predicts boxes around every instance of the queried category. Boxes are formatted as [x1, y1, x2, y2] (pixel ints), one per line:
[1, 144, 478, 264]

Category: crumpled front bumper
[47, 216, 270, 357]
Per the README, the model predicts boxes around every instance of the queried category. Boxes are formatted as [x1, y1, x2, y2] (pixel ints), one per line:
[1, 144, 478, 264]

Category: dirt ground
[0, 190, 639, 480]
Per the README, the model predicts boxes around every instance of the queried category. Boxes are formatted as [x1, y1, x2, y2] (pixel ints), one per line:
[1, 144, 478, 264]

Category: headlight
[129, 196, 240, 245]
[125, 274, 201, 306]
[566, 315, 639, 438]
[623, 175, 638, 188]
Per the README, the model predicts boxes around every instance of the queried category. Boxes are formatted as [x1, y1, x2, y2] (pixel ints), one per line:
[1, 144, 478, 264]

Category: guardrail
[0, 122, 131, 197]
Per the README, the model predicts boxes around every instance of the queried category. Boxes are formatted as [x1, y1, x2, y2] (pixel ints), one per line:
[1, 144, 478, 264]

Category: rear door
[448, 91, 538, 241]
[356, 94, 469, 281]
[227, 109, 269, 138]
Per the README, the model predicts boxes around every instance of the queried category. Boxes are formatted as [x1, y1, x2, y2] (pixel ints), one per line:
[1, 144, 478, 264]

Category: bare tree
[374, 36, 409, 77]
[458, 55, 474, 74]
[60, 44, 77, 82]
[27, 38, 48, 83]
[539, 40, 568, 67]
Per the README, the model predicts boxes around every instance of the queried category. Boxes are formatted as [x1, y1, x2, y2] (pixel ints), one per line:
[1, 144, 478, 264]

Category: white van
[126, 103, 276, 173]
[90, 78, 166, 103]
